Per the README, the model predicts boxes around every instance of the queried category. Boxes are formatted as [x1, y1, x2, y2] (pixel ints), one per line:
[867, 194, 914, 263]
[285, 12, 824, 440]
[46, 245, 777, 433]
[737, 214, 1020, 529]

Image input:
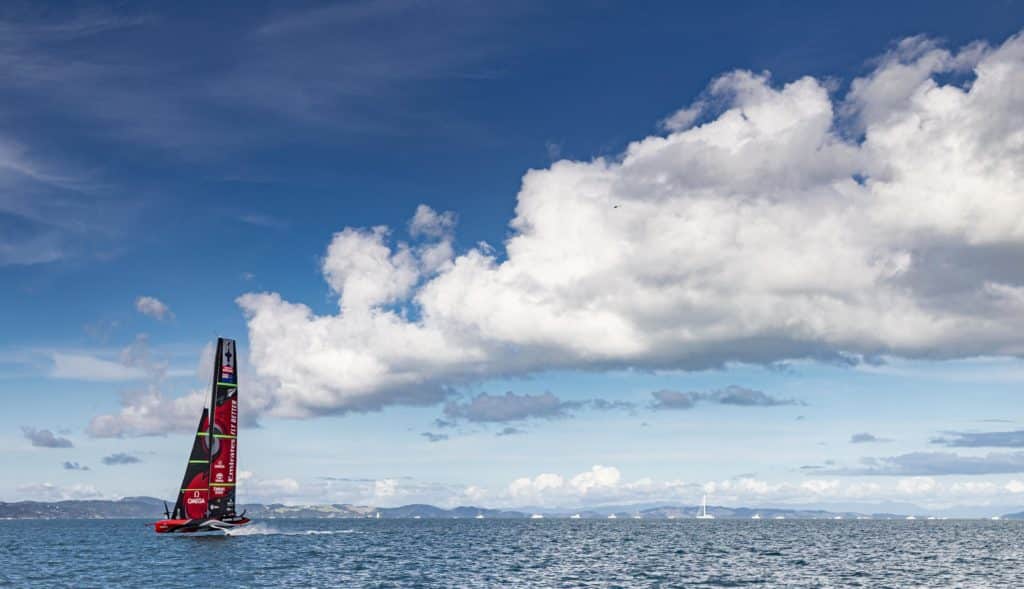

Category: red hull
[152, 517, 251, 534]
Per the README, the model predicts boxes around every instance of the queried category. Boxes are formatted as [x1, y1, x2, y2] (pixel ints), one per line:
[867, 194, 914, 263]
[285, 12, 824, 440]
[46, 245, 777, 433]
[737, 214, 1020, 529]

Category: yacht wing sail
[153, 337, 249, 534]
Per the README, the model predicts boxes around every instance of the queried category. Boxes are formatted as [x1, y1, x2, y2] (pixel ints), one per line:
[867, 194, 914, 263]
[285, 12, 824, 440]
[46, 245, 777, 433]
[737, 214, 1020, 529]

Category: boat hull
[152, 516, 251, 534]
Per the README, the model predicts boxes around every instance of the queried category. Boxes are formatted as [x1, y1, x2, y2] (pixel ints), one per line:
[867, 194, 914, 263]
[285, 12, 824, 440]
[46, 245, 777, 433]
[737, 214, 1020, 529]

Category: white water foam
[224, 523, 355, 537]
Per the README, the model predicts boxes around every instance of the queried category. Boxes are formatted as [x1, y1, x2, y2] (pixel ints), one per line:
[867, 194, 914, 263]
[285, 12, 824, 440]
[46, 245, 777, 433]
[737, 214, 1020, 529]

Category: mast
[205, 340, 218, 518]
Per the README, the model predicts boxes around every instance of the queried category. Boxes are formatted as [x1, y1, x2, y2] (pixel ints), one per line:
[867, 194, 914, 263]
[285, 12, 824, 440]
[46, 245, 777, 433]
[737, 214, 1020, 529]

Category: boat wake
[224, 524, 356, 537]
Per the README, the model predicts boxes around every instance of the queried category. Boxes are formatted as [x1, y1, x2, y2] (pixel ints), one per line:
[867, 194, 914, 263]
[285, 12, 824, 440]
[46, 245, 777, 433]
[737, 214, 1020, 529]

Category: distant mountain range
[5, 497, 1016, 520]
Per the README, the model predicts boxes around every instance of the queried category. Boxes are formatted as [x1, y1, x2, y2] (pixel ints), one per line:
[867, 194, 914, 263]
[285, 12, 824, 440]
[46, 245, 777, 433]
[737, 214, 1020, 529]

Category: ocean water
[2, 519, 1022, 587]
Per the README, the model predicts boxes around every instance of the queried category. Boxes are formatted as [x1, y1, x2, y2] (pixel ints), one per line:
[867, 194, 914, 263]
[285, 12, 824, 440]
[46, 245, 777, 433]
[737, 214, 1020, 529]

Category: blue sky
[4, 1, 1024, 515]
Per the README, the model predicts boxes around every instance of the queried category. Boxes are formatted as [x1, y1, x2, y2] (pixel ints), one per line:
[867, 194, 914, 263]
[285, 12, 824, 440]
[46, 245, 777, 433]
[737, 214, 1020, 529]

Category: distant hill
[0, 498, 930, 520]
[0, 496, 167, 519]
[0, 499, 528, 520]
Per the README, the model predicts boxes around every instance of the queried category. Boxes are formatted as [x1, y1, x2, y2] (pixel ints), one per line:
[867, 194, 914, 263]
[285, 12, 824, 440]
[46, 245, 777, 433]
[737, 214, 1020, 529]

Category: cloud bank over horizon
[224, 464, 1024, 510]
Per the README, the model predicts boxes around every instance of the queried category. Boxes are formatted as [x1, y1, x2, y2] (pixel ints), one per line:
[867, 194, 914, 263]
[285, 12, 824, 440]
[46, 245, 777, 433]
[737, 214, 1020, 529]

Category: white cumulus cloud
[239, 31, 1024, 418]
[51, 352, 148, 382]
[87, 338, 274, 437]
[87, 387, 206, 437]
[16, 482, 103, 501]
[897, 477, 938, 495]
[135, 296, 173, 320]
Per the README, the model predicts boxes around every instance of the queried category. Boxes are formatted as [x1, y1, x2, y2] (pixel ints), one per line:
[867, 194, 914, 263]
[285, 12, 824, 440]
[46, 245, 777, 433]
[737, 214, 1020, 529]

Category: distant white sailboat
[696, 494, 715, 519]
[751, 513, 761, 520]
[666, 514, 677, 520]
[413, 515, 421, 519]
[773, 515, 785, 520]
[570, 513, 581, 519]
[530, 513, 544, 519]
[833, 516, 843, 520]
[905, 515, 917, 520]
[607, 513, 617, 519]
[475, 513, 485, 519]
[991, 516, 1002, 521]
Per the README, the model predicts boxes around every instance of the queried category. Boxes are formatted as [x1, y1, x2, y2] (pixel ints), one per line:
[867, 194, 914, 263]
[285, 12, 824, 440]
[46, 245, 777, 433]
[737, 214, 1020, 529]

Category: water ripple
[1, 519, 1022, 587]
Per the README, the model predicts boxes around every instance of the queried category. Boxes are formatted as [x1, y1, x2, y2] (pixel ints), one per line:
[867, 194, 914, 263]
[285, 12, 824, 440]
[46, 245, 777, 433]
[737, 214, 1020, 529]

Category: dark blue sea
[2, 518, 1022, 587]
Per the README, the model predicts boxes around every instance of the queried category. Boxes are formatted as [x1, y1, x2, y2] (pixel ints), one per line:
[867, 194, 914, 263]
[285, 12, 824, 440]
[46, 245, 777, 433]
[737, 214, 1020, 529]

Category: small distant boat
[856, 516, 871, 520]
[530, 514, 544, 519]
[607, 513, 617, 519]
[667, 514, 677, 520]
[570, 513, 581, 519]
[927, 516, 937, 520]
[991, 516, 1002, 521]
[151, 338, 250, 534]
[375, 512, 381, 519]
[833, 516, 843, 520]
[773, 515, 785, 520]
[906, 516, 917, 520]
[751, 514, 761, 520]
[475, 513, 485, 519]
[413, 515, 422, 519]
[695, 494, 714, 519]
[632, 514, 642, 519]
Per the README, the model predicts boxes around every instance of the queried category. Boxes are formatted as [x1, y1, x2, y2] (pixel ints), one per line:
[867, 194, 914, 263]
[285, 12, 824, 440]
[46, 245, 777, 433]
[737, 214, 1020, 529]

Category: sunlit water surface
[2, 519, 1022, 587]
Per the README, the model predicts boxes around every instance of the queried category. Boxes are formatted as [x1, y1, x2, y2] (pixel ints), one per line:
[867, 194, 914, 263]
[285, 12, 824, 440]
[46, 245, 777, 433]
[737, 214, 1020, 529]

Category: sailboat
[695, 494, 714, 519]
[152, 338, 250, 534]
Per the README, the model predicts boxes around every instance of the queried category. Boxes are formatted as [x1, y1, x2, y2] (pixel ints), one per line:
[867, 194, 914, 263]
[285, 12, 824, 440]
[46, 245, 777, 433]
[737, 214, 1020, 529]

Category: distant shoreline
[3, 496, 1021, 520]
